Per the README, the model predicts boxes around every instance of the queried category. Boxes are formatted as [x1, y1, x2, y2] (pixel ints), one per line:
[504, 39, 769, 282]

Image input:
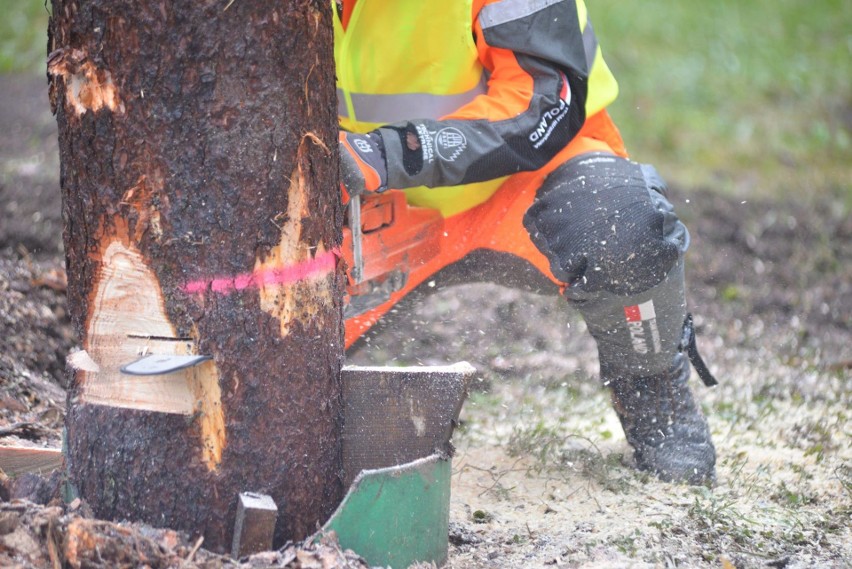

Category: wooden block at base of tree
[340, 362, 475, 485]
[231, 492, 278, 559]
[0, 446, 64, 477]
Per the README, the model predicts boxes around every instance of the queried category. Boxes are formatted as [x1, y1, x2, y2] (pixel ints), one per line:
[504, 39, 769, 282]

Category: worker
[336, 0, 718, 485]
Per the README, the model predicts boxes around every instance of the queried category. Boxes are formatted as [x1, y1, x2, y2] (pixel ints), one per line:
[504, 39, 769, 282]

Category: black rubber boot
[608, 355, 716, 485]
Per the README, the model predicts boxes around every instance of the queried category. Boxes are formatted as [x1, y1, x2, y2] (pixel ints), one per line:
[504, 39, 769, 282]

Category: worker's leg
[523, 153, 716, 484]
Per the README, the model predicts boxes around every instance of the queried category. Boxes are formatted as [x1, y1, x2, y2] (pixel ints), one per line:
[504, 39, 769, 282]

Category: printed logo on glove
[339, 131, 388, 203]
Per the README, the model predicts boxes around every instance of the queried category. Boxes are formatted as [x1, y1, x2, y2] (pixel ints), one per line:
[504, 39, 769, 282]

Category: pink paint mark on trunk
[182, 248, 339, 295]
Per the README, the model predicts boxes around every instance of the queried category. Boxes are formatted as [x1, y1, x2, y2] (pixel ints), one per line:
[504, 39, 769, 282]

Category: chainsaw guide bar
[120, 354, 212, 376]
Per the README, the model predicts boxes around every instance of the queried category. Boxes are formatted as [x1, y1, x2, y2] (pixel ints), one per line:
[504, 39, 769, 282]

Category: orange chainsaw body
[341, 190, 444, 318]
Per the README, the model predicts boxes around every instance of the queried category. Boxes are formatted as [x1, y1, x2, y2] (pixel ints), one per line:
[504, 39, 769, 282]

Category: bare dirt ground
[1, 74, 850, 568]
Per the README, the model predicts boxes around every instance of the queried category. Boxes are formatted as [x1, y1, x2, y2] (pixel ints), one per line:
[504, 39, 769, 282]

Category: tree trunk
[48, 0, 343, 551]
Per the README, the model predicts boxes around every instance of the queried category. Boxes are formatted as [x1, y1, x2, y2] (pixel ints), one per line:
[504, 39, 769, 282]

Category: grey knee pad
[524, 153, 687, 296]
[524, 153, 692, 377]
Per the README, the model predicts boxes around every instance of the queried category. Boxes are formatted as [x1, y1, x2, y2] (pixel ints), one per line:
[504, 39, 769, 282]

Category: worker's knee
[523, 153, 689, 295]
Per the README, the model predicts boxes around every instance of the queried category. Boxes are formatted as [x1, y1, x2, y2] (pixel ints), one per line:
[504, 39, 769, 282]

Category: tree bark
[48, 0, 343, 551]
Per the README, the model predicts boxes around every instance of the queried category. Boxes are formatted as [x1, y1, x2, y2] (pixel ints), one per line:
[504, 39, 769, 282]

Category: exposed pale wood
[78, 239, 213, 416]
[47, 47, 123, 115]
[0, 446, 63, 476]
[340, 363, 474, 485]
[188, 360, 226, 470]
[256, 146, 335, 338]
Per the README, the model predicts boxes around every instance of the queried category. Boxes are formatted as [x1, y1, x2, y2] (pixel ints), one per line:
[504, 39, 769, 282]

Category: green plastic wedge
[323, 453, 451, 568]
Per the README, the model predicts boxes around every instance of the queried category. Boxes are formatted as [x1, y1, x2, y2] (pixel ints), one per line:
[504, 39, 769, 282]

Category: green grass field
[0, 1, 48, 75]
[594, 0, 851, 203]
[3, 0, 850, 203]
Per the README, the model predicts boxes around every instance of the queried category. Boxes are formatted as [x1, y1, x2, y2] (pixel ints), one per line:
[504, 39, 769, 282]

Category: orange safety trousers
[344, 111, 628, 349]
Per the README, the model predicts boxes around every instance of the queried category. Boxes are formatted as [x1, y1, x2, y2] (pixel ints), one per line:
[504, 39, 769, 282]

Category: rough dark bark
[48, 0, 343, 551]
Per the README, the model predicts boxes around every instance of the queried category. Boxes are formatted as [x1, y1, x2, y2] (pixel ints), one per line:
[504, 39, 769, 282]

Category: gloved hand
[339, 131, 388, 203]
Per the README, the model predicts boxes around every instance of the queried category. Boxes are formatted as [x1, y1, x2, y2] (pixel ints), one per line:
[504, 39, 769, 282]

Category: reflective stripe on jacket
[334, 0, 619, 217]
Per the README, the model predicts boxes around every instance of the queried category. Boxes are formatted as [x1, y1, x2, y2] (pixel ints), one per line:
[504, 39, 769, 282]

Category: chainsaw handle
[349, 194, 364, 284]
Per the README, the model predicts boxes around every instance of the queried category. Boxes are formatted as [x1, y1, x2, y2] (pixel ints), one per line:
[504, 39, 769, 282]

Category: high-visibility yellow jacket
[334, 0, 619, 217]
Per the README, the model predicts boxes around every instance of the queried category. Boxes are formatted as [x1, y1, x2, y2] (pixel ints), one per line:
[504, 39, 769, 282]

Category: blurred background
[4, 0, 849, 202]
[595, 0, 850, 207]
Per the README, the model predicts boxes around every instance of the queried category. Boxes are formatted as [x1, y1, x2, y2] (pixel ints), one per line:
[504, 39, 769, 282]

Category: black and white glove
[339, 131, 388, 203]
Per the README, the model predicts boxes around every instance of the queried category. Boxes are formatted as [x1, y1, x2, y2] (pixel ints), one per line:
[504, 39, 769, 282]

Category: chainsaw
[341, 190, 444, 318]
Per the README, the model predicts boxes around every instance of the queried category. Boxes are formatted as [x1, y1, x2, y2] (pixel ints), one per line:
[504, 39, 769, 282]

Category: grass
[505, 420, 632, 493]
[683, 478, 841, 561]
[0, 1, 49, 74]
[592, 0, 852, 203]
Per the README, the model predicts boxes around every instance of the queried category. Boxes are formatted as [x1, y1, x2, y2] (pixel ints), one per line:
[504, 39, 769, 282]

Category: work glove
[339, 131, 388, 204]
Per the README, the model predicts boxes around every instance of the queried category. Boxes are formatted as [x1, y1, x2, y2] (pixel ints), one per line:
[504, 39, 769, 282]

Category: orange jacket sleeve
[377, 0, 592, 189]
